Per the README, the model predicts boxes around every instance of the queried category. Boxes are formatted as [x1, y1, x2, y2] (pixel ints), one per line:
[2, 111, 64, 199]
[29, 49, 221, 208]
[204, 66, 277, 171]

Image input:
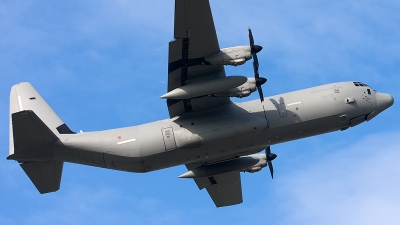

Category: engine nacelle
[205, 46, 252, 66]
[178, 154, 266, 178]
[244, 166, 262, 173]
[241, 154, 267, 173]
[210, 78, 257, 98]
[161, 76, 258, 100]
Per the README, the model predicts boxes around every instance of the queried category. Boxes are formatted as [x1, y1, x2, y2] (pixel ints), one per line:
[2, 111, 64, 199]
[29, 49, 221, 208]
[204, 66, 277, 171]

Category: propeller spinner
[248, 27, 267, 102]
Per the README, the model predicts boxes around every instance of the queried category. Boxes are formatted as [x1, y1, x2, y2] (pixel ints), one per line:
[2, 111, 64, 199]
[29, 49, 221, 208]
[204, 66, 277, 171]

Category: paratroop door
[161, 127, 177, 151]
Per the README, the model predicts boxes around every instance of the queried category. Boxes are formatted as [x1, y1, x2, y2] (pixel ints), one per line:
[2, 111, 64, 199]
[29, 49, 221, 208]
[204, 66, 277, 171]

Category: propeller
[265, 146, 277, 179]
[248, 27, 267, 102]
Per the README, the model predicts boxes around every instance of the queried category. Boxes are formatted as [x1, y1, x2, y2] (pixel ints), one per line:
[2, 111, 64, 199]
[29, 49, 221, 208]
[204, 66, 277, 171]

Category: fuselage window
[367, 89, 371, 95]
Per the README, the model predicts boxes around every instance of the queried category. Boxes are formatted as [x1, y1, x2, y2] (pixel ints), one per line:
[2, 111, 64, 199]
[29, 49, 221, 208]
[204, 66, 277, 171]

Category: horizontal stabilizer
[20, 161, 63, 194]
[8, 110, 58, 161]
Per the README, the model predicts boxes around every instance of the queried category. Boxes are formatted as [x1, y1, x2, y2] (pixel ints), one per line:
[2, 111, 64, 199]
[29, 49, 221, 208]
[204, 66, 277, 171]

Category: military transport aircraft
[7, 0, 394, 207]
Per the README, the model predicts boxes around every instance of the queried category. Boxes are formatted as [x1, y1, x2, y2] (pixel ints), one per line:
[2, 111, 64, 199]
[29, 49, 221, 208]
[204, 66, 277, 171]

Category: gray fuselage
[54, 82, 387, 173]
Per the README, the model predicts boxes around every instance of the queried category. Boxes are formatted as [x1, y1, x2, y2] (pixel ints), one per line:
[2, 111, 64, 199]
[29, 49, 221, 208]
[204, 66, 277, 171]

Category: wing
[167, 0, 231, 118]
[187, 164, 243, 207]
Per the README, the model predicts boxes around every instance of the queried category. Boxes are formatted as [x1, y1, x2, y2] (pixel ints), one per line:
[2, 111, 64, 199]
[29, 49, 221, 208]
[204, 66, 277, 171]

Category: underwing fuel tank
[178, 154, 266, 178]
[160, 76, 247, 99]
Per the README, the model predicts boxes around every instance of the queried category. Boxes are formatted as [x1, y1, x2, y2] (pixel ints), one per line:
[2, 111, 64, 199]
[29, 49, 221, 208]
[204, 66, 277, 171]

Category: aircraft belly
[53, 144, 105, 168]
[141, 153, 172, 172]
[103, 153, 146, 172]
[139, 122, 269, 172]
[169, 114, 345, 167]
[263, 114, 345, 145]
[53, 143, 146, 172]
[52, 83, 378, 173]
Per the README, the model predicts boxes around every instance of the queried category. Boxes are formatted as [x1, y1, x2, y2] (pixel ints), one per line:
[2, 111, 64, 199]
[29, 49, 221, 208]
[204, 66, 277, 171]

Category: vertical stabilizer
[9, 82, 73, 156]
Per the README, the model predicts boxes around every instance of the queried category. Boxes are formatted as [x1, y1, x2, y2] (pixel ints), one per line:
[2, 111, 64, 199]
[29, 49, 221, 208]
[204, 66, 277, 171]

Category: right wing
[186, 162, 243, 207]
[193, 172, 243, 207]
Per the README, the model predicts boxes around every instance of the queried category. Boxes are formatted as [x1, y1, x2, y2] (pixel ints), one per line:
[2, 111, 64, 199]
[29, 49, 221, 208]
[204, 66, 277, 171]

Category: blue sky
[1, 0, 399, 224]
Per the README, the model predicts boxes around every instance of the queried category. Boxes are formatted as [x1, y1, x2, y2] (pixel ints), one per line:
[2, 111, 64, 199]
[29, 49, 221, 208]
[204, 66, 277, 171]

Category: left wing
[166, 0, 231, 118]
[187, 164, 243, 207]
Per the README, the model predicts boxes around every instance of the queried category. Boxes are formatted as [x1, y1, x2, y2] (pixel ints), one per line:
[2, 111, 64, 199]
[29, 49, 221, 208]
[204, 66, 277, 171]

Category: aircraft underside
[7, 0, 394, 207]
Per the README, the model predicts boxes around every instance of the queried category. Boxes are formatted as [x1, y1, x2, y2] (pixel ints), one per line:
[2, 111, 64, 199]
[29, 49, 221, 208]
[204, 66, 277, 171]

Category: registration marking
[287, 101, 302, 107]
[117, 138, 136, 145]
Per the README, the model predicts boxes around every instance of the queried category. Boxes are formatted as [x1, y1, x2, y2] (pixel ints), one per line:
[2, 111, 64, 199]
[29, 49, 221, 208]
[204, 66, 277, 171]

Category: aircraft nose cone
[376, 92, 394, 111]
[252, 45, 263, 54]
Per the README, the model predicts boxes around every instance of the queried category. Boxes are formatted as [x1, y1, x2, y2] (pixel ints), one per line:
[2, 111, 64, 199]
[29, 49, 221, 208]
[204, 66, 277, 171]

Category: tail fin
[8, 82, 73, 193]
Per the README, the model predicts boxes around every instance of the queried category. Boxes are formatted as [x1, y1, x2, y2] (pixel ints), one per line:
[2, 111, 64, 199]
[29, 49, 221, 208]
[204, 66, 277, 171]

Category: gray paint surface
[6, 0, 394, 207]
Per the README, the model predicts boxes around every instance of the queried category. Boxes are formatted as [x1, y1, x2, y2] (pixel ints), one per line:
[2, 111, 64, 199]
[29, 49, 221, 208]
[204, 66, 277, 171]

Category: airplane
[7, 0, 394, 208]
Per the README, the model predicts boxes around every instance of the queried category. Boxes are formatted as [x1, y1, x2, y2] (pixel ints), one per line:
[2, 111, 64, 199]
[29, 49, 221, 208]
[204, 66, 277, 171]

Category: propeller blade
[253, 61, 259, 78]
[265, 146, 277, 179]
[256, 77, 267, 102]
[258, 86, 264, 102]
[266, 146, 271, 156]
[252, 53, 259, 68]
[248, 27, 265, 103]
[249, 27, 255, 47]
[267, 160, 274, 179]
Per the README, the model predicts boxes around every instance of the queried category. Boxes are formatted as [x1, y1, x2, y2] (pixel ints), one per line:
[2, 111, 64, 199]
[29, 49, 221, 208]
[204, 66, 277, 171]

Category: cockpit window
[353, 82, 369, 87]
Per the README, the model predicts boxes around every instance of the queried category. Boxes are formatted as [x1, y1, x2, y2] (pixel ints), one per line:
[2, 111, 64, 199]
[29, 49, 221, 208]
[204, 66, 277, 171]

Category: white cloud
[274, 131, 400, 225]
[213, 0, 400, 87]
